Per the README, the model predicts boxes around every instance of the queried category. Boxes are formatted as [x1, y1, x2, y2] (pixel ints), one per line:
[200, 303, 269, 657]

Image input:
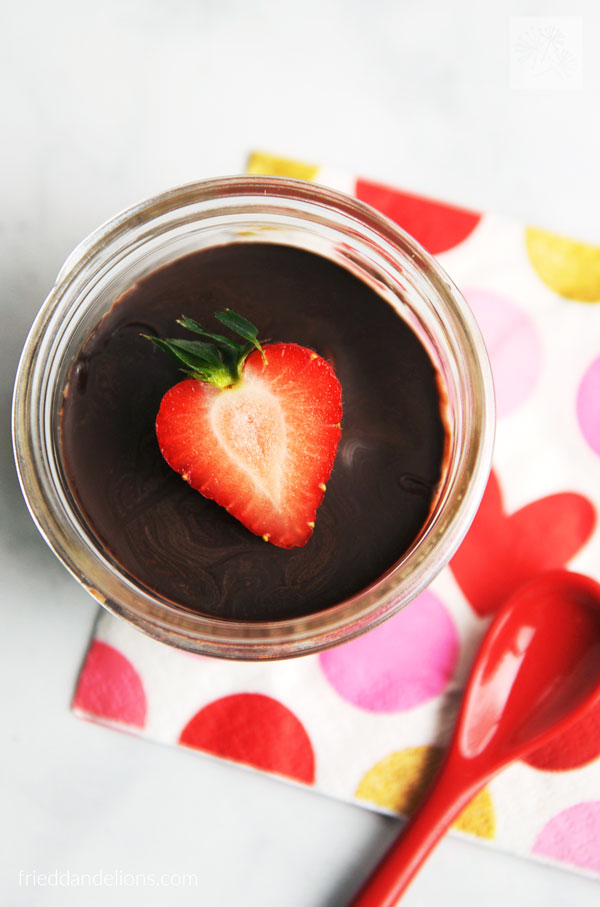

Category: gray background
[2, 1, 599, 904]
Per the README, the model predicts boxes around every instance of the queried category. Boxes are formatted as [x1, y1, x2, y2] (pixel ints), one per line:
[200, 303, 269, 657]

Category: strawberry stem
[142, 310, 266, 389]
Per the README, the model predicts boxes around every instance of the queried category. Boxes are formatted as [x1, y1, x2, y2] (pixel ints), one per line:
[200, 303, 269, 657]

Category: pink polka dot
[463, 288, 542, 418]
[577, 356, 600, 456]
[319, 591, 459, 712]
[73, 641, 147, 727]
[533, 802, 600, 873]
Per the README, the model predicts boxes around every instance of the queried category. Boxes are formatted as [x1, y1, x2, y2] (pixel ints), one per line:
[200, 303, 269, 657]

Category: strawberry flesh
[155, 343, 342, 548]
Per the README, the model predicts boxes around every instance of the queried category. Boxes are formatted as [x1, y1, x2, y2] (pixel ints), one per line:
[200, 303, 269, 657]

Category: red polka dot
[355, 178, 481, 254]
[525, 697, 600, 771]
[179, 694, 315, 784]
[73, 641, 146, 728]
[450, 470, 596, 617]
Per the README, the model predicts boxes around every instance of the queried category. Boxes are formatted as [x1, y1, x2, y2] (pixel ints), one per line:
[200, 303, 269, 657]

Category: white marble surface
[2, 1, 599, 904]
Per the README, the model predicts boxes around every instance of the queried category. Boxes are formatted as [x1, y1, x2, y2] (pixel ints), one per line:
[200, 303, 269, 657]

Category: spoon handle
[349, 757, 483, 906]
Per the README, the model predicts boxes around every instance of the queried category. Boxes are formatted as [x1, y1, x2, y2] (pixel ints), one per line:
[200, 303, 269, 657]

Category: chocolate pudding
[61, 243, 447, 621]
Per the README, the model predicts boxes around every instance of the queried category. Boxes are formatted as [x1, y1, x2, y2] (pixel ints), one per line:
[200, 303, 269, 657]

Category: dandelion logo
[510, 17, 582, 90]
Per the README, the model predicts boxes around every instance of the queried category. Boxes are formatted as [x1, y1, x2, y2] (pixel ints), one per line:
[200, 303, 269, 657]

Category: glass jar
[12, 176, 494, 659]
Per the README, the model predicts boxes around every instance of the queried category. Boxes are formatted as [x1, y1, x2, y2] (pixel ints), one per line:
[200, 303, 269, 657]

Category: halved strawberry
[145, 311, 342, 548]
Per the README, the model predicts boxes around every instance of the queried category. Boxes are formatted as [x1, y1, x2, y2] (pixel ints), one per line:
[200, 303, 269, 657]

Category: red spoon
[350, 570, 600, 907]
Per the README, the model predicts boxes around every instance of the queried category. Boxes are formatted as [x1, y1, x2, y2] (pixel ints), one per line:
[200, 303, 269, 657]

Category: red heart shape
[450, 470, 596, 617]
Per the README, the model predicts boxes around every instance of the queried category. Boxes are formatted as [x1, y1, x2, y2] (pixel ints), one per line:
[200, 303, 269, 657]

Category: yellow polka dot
[525, 227, 600, 302]
[454, 784, 495, 839]
[246, 151, 319, 182]
[356, 746, 495, 840]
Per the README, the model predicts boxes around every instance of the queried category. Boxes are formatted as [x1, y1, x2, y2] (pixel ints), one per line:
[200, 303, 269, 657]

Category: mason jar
[12, 176, 494, 659]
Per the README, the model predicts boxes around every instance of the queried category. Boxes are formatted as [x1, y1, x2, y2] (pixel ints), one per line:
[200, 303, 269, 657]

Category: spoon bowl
[457, 570, 600, 766]
[351, 570, 600, 906]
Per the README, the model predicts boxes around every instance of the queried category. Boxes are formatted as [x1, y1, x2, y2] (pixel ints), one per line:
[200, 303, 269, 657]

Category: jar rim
[12, 176, 495, 659]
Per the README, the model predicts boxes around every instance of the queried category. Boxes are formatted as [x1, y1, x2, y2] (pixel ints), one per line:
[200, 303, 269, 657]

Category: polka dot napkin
[73, 152, 600, 879]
